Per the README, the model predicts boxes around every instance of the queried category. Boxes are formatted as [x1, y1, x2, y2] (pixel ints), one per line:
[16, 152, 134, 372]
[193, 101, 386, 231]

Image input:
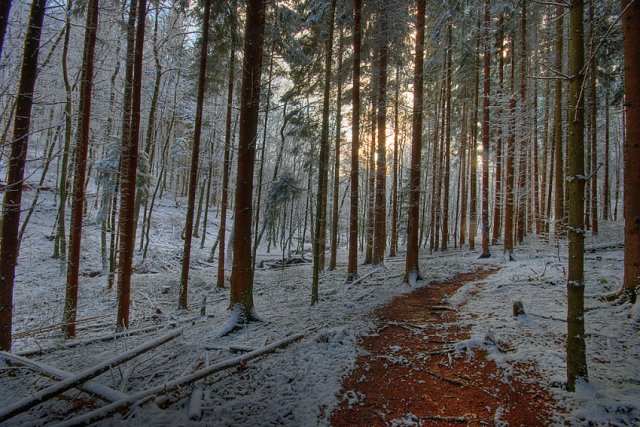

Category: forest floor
[331, 268, 557, 426]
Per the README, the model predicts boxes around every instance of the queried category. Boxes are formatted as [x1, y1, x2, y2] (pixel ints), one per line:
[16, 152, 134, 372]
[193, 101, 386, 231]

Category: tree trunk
[603, 93, 611, 221]
[364, 104, 376, 264]
[372, 37, 388, 265]
[480, 0, 491, 258]
[230, 0, 267, 317]
[217, 50, 236, 288]
[347, 0, 361, 283]
[53, 0, 74, 260]
[553, 6, 565, 238]
[63, 0, 99, 338]
[492, 16, 505, 246]
[589, 0, 598, 235]
[504, 52, 516, 258]
[179, 0, 211, 310]
[404, 0, 425, 285]
[116, 0, 147, 330]
[312, 0, 336, 304]
[469, 23, 480, 251]
[329, 28, 345, 271]
[566, 0, 588, 392]
[0, 0, 46, 352]
[390, 63, 400, 257]
[621, 0, 640, 303]
[441, 22, 453, 252]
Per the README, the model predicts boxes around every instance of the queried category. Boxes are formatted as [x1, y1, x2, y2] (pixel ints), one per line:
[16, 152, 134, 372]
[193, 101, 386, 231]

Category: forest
[0, 0, 639, 425]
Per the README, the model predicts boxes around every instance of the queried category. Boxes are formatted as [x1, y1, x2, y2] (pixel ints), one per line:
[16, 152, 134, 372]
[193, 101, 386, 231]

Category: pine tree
[229, 0, 267, 318]
[621, 0, 640, 303]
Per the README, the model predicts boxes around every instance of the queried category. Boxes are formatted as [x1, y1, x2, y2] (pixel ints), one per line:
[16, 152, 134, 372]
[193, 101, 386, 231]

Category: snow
[0, 184, 638, 426]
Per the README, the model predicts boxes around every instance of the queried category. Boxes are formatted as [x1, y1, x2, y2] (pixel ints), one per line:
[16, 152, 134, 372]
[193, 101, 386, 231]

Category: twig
[423, 369, 466, 387]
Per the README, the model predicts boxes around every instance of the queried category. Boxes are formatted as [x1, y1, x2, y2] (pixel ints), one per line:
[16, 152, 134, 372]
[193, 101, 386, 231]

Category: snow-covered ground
[1, 185, 638, 426]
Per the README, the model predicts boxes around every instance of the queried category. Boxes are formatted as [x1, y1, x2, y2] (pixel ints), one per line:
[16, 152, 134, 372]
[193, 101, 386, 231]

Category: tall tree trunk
[480, 0, 491, 258]
[553, 6, 565, 238]
[63, 0, 99, 338]
[364, 104, 376, 264]
[492, 16, 505, 246]
[347, 0, 361, 283]
[312, 0, 336, 304]
[621, 0, 640, 303]
[54, 0, 74, 260]
[469, 23, 480, 251]
[230, 0, 267, 317]
[603, 94, 611, 221]
[542, 79, 551, 236]
[179, 0, 211, 310]
[390, 63, 400, 257]
[116, 0, 147, 330]
[504, 51, 516, 259]
[329, 28, 345, 271]
[566, 0, 588, 392]
[217, 50, 236, 289]
[252, 44, 274, 266]
[0, 0, 46, 352]
[441, 21, 453, 252]
[459, 100, 468, 247]
[589, 0, 598, 235]
[372, 38, 388, 265]
[516, 0, 528, 245]
[404, 0, 425, 285]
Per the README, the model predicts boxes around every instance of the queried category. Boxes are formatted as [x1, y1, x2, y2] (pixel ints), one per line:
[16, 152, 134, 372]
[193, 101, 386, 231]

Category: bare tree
[0, 0, 47, 352]
[116, 0, 148, 330]
[63, 0, 100, 338]
[180, 0, 212, 309]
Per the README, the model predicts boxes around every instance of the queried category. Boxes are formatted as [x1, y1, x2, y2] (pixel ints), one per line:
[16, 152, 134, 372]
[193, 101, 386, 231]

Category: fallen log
[16, 323, 179, 358]
[0, 328, 182, 423]
[0, 352, 128, 403]
[55, 332, 305, 427]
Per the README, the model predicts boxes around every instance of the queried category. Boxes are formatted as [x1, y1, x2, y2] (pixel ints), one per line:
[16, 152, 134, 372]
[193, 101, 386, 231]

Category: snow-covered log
[55, 332, 305, 427]
[0, 351, 128, 402]
[0, 328, 182, 423]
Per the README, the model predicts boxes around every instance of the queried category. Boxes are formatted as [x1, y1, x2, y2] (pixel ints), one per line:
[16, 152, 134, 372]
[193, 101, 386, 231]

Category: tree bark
[480, 0, 491, 258]
[229, 0, 267, 317]
[621, 0, 640, 303]
[372, 36, 388, 265]
[404, 0, 426, 285]
[63, 0, 99, 338]
[441, 22, 453, 252]
[347, 0, 361, 283]
[116, 0, 147, 330]
[329, 28, 345, 271]
[312, 0, 336, 304]
[553, 6, 565, 238]
[0, 0, 46, 352]
[217, 50, 236, 288]
[492, 16, 505, 246]
[566, 0, 588, 392]
[179, 0, 211, 309]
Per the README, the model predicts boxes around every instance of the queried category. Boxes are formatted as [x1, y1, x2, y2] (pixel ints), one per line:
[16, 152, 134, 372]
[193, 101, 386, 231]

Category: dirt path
[331, 268, 556, 426]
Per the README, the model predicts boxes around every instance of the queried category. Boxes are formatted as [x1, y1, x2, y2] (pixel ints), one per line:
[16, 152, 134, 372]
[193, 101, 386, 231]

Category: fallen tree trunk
[0, 328, 182, 423]
[16, 323, 179, 357]
[0, 351, 128, 402]
[55, 332, 305, 427]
